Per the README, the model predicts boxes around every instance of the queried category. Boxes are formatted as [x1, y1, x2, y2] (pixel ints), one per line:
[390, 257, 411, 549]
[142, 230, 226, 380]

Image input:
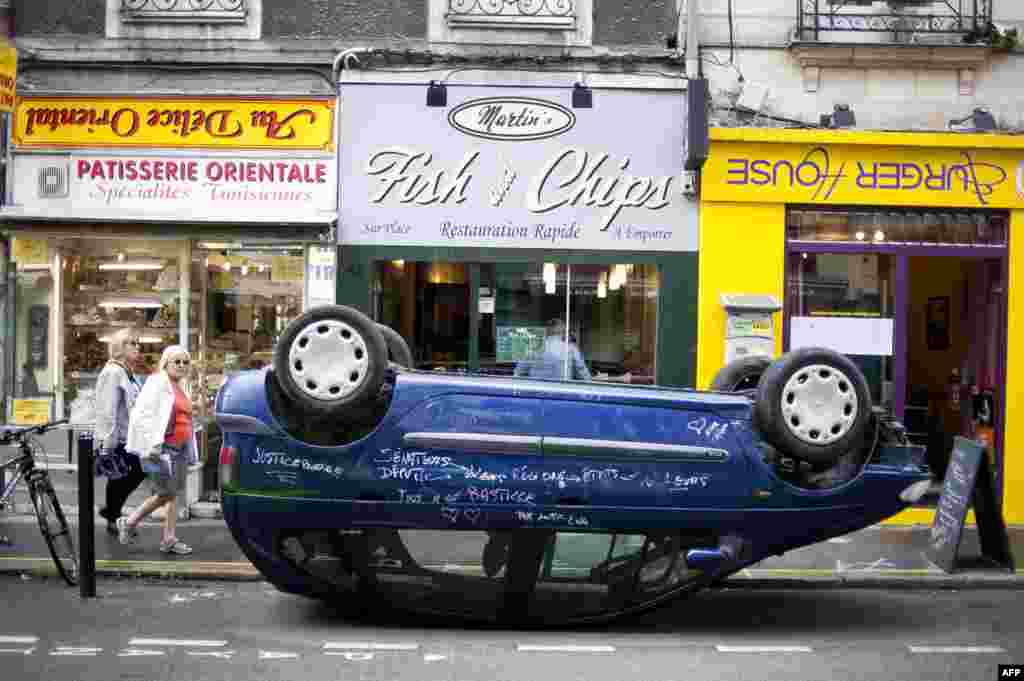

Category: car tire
[273, 305, 389, 420]
[377, 323, 414, 369]
[710, 356, 771, 392]
[754, 347, 872, 467]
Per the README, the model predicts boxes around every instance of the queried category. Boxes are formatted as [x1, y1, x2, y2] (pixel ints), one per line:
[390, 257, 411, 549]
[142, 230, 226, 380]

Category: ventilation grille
[38, 165, 68, 198]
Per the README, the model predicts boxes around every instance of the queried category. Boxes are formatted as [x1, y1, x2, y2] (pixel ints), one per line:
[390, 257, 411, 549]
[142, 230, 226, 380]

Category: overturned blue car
[215, 304, 930, 624]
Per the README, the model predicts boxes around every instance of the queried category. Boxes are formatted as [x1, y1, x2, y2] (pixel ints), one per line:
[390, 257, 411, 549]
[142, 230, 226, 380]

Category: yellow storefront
[698, 127, 1024, 525]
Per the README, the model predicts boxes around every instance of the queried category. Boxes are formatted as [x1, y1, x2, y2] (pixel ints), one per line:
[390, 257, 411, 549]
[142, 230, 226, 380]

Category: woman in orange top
[120, 345, 198, 555]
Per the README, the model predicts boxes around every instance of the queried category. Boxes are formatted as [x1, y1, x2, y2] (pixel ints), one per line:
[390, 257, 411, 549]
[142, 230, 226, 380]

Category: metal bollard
[76, 431, 96, 598]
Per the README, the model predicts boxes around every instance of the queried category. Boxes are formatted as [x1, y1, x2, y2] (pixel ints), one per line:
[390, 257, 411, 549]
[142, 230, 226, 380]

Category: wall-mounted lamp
[950, 107, 997, 132]
[426, 80, 447, 107]
[829, 103, 856, 129]
[572, 82, 593, 109]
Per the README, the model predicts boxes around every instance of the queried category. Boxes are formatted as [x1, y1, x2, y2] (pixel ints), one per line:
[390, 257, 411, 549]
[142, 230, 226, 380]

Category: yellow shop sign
[13, 97, 336, 150]
[0, 41, 16, 113]
[703, 131, 1024, 209]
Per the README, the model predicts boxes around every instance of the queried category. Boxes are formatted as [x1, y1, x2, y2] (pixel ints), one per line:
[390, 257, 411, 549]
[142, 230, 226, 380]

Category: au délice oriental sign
[13, 97, 335, 150]
[337, 83, 695, 252]
[702, 141, 1024, 209]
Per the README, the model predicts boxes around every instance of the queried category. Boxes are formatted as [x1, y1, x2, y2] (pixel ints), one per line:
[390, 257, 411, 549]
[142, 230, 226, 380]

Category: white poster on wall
[10, 153, 337, 222]
[337, 82, 696, 252]
[790, 316, 894, 357]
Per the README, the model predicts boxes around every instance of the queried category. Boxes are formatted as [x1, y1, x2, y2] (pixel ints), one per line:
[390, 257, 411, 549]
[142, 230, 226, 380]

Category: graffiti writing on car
[688, 417, 729, 441]
[251, 447, 345, 478]
[515, 510, 591, 527]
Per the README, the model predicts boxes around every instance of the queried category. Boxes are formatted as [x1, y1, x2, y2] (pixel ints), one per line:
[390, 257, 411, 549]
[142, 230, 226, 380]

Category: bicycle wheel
[29, 475, 78, 586]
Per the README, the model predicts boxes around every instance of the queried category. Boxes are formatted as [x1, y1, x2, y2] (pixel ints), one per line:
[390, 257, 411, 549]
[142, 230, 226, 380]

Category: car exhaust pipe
[685, 534, 746, 573]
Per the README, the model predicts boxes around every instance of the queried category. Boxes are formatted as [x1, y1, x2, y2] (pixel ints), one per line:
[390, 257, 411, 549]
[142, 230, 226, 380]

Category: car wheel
[377, 323, 414, 369]
[754, 347, 871, 467]
[710, 356, 771, 392]
[273, 305, 388, 420]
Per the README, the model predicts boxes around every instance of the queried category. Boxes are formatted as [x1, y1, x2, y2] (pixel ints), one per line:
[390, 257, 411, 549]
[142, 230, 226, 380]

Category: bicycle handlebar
[0, 418, 70, 444]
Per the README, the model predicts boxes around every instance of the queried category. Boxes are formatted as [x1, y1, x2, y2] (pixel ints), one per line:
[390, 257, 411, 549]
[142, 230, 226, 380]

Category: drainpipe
[684, 0, 699, 79]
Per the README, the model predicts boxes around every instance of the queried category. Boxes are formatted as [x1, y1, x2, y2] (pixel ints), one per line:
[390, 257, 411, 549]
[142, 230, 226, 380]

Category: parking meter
[720, 294, 782, 363]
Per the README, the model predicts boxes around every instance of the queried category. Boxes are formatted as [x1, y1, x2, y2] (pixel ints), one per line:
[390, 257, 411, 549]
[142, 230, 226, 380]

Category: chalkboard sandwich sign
[925, 436, 1014, 574]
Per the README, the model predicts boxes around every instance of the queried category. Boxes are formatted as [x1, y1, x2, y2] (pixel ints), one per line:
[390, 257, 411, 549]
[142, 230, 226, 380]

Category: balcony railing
[120, 0, 248, 24]
[796, 1, 993, 43]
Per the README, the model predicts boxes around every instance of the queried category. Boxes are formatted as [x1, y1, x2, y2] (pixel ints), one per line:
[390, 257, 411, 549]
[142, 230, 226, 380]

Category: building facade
[3, 1, 697, 498]
[688, 1, 1024, 524]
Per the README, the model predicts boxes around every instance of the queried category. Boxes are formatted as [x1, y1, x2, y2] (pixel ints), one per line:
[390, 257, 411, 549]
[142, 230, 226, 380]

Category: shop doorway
[905, 256, 1004, 479]
[784, 207, 1009, 491]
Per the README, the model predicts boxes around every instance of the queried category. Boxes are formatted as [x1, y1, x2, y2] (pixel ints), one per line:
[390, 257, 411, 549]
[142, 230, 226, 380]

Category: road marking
[117, 649, 166, 657]
[325, 652, 375, 661]
[129, 638, 227, 647]
[187, 651, 236, 659]
[0, 636, 38, 644]
[516, 644, 616, 653]
[259, 651, 299, 660]
[323, 642, 420, 651]
[0, 648, 33, 655]
[716, 645, 813, 653]
[826, 536, 851, 544]
[909, 643, 1003, 655]
[423, 654, 448, 662]
[51, 647, 101, 656]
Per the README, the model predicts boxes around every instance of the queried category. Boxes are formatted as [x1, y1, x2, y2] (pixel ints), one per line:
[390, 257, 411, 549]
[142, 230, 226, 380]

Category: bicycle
[0, 419, 77, 586]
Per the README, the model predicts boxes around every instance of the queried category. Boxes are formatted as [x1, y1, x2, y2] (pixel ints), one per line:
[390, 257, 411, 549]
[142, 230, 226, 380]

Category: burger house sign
[338, 83, 695, 252]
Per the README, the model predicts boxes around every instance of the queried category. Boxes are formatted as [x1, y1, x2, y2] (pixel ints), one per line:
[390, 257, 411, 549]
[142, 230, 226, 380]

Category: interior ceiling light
[98, 258, 165, 271]
[197, 241, 243, 250]
[98, 296, 164, 309]
[855, 231, 866, 241]
[117, 251, 125, 262]
[873, 230, 886, 242]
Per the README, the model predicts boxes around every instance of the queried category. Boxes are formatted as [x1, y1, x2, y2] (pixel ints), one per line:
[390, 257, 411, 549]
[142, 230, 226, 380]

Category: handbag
[94, 444, 132, 480]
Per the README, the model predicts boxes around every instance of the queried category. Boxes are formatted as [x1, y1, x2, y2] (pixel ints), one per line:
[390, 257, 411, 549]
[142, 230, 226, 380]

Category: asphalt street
[1, 576, 1020, 681]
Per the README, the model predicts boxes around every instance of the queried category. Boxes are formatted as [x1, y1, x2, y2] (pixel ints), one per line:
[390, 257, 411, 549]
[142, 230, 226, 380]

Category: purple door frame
[783, 241, 1009, 502]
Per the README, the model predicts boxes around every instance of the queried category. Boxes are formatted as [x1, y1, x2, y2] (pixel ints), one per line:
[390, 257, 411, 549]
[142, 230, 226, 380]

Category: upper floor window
[447, 0, 575, 30]
[121, 0, 247, 25]
[107, 0, 260, 39]
[430, 0, 591, 47]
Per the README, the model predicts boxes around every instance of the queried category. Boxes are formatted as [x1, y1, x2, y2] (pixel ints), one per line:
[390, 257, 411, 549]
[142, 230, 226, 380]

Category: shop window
[786, 252, 896, 407]
[57, 239, 188, 423]
[372, 260, 658, 384]
[193, 243, 304, 415]
[107, 0, 261, 39]
[374, 260, 471, 372]
[787, 208, 1008, 246]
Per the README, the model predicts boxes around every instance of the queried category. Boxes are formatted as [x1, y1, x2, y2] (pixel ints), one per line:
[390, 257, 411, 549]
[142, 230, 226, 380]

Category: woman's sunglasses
[170, 358, 191, 367]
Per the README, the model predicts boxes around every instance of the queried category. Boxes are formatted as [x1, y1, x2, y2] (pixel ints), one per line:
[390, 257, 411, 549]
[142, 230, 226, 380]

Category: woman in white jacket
[118, 345, 198, 555]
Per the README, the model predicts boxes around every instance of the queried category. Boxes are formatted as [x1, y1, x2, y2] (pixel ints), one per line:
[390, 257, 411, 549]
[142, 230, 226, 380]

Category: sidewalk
[1, 497, 1022, 587]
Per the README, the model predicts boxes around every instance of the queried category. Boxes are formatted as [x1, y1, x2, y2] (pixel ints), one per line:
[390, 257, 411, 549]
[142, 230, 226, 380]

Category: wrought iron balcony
[796, 1, 993, 43]
[446, 0, 575, 29]
[120, 0, 248, 24]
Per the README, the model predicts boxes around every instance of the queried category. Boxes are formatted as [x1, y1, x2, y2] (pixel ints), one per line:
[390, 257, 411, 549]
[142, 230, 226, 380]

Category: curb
[4, 501, 223, 519]
[0, 557, 261, 581]
[723, 568, 1024, 590]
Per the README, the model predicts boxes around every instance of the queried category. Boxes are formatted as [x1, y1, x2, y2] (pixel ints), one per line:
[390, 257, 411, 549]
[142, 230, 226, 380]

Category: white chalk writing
[251, 448, 345, 478]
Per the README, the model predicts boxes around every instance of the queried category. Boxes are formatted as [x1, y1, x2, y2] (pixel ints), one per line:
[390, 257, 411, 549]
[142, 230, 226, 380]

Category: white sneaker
[116, 517, 137, 545]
